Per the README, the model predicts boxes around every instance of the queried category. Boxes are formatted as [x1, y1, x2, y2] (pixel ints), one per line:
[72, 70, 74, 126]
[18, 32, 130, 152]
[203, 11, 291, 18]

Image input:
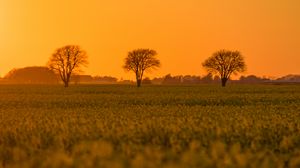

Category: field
[1, 84, 300, 168]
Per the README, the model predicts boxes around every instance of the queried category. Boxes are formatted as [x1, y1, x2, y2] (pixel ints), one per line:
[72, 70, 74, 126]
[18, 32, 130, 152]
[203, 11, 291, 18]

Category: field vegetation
[1, 84, 300, 168]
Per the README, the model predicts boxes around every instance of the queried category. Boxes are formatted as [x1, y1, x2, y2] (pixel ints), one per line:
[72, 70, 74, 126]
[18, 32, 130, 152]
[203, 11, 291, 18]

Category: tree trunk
[64, 80, 69, 87]
[221, 78, 227, 87]
[136, 79, 142, 87]
[64, 82, 69, 87]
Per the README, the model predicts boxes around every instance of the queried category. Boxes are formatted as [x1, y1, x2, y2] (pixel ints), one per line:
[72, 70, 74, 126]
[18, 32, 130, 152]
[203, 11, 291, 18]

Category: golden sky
[0, 0, 300, 79]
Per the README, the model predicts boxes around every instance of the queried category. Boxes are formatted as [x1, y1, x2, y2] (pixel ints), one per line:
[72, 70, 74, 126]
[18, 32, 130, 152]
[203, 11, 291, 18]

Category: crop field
[1, 84, 300, 168]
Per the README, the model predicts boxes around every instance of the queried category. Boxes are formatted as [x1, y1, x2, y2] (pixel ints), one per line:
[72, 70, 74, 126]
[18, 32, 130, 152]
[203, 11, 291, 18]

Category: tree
[123, 49, 160, 87]
[47, 45, 88, 87]
[4, 66, 59, 84]
[202, 49, 246, 87]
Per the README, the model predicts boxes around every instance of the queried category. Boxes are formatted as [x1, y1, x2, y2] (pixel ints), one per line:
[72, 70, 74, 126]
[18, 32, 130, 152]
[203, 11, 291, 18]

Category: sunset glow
[0, 0, 300, 79]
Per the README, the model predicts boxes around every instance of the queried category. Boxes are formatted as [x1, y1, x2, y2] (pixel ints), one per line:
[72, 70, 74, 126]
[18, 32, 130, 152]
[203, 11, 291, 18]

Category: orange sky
[0, 0, 300, 79]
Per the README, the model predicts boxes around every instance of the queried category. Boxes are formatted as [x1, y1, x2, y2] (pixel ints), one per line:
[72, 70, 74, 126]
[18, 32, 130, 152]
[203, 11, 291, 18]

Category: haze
[0, 0, 299, 79]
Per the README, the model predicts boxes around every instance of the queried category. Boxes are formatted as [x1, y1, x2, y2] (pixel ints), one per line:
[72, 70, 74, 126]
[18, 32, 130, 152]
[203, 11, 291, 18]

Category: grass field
[1, 84, 300, 168]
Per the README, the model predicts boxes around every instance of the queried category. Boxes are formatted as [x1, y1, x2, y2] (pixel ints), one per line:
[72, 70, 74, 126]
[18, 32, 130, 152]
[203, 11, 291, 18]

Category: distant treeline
[0, 66, 300, 84]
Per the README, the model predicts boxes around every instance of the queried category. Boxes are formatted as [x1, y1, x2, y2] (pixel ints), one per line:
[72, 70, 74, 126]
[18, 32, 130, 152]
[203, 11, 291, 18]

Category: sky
[0, 0, 300, 79]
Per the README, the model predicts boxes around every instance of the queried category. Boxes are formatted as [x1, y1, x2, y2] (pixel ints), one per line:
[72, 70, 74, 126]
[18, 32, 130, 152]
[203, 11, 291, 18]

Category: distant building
[162, 74, 183, 84]
[182, 75, 201, 84]
[239, 75, 270, 83]
[71, 75, 118, 84]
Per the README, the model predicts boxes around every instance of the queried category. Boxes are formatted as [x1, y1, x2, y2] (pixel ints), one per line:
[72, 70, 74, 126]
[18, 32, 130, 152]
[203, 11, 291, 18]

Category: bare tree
[123, 49, 161, 87]
[47, 45, 88, 87]
[202, 49, 246, 87]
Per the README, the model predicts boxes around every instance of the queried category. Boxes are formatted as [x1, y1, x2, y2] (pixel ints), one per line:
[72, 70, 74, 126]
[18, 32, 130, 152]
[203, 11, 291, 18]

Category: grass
[1, 84, 300, 168]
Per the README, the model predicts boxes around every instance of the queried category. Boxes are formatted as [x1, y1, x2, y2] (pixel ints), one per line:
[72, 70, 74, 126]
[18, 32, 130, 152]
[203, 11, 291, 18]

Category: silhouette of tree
[142, 77, 152, 85]
[47, 45, 88, 87]
[123, 49, 160, 87]
[202, 49, 246, 87]
[4, 66, 58, 84]
[201, 73, 214, 83]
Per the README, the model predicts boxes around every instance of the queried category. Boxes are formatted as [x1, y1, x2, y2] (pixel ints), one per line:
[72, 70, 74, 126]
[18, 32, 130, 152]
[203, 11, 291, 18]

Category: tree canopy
[123, 49, 160, 87]
[47, 45, 88, 87]
[202, 49, 246, 87]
